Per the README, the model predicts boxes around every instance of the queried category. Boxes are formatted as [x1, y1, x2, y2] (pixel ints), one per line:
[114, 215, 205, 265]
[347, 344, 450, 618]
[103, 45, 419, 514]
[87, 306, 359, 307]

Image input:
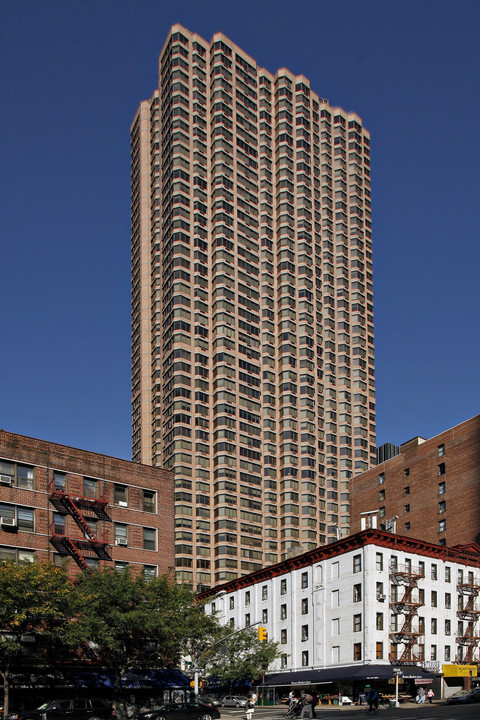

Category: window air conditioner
[118, 501, 128, 507]
[0, 475, 13, 485]
[377, 594, 386, 602]
[115, 538, 128, 546]
[1, 517, 17, 527]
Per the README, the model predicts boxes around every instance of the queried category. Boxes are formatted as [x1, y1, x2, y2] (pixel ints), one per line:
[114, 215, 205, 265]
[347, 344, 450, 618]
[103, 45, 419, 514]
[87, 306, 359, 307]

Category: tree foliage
[0, 561, 75, 713]
[200, 626, 279, 690]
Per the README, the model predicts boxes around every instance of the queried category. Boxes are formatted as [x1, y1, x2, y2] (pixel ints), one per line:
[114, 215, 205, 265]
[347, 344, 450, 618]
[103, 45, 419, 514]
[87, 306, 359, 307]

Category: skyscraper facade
[131, 24, 375, 588]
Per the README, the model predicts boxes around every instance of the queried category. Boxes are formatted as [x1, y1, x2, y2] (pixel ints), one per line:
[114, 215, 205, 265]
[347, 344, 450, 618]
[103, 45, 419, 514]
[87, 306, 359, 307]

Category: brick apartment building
[0, 429, 174, 576]
[351, 415, 480, 547]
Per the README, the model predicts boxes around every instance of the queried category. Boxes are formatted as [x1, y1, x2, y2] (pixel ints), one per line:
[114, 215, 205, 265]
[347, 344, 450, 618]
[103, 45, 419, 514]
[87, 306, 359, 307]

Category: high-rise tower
[131, 25, 375, 589]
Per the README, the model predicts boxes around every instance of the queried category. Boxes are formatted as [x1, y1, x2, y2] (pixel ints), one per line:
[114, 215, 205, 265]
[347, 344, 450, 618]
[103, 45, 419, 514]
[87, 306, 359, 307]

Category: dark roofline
[197, 528, 480, 600]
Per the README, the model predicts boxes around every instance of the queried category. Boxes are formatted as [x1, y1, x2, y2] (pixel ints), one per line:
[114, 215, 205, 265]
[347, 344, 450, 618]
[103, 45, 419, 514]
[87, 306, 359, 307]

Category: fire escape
[49, 484, 111, 571]
[455, 577, 480, 663]
[389, 562, 425, 663]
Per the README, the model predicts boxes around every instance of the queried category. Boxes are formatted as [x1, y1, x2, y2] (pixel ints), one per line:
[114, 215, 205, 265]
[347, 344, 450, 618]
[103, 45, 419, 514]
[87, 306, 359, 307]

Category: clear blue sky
[1, 0, 479, 460]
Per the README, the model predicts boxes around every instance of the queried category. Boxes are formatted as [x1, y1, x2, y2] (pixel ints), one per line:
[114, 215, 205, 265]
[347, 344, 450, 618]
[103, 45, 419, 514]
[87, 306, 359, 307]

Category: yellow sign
[442, 664, 477, 677]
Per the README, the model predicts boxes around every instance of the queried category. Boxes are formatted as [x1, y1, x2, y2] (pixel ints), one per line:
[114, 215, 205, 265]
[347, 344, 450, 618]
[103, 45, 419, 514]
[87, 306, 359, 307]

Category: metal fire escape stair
[49, 489, 111, 568]
[389, 563, 425, 663]
[456, 580, 480, 663]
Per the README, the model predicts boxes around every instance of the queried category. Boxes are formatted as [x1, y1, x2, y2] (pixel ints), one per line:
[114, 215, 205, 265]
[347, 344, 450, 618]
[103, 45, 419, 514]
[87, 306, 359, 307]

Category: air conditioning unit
[118, 501, 128, 507]
[115, 538, 128, 546]
[0, 475, 13, 485]
[1, 517, 17, 527]
[377, 594, 386, 602]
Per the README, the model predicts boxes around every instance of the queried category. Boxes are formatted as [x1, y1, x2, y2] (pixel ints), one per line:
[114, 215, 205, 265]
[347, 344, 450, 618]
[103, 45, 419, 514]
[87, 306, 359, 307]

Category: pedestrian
[310, 693, 318, 719]
[427, 689, 434, 704]
[288, 691, 294, 707]
[299, 692, 313, 718]
[250, 692, 257, 705]
[416, 687, 425, 704]
[246, 694, 255, 720]
[366, 688, 379, 712]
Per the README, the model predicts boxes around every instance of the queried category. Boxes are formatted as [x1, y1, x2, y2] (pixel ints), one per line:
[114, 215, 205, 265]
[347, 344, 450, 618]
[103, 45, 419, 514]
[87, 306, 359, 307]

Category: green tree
[67, 569, 218, 703]
[0, 561, 75, 715]
[200, 626, 279, 693]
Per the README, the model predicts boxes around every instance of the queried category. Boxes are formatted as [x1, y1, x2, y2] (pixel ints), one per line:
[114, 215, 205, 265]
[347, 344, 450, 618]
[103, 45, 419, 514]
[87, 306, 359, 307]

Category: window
[431, 564, 437, 580]
[376, 582, 384, 601]
[404, 468, 410, 477]
[379, 506, 385, 518]
[331, 589, 339, 607]
[262, 585, 268, 599]
[280, 604, 287, 620]
[438, 443, 445, 457]
[301, 598, 308, 614]
[438, 500, 446, 513]
[262, 608, 268, 623]
[281, 654, 288, 667]
[114, 523, 128, 545]
[353, 584, 362, 602]
[143, 490, 156, 513]
[445, 619, 451, 635]
[83, 477, 97, 498]
[115, 561, 128, 572]
[438, 481, 446, 495]
[229, 618, 234, 628]
[332, 618, 340, 635]
[404, 522, 410, 531]
[353, 643, 362, 661]
[404, 485, 410, 495]
[143, 565, 157, 580]
[114, 484, 128, 506]
[353, 554, 361, 573]
[353, 614, 362, 632]
[16, 465, 34, 489]
[245, 590, 251, 605]
[84, 557, 99, 571]
[143, 527, 156, 550]
[458, 569, 464, 583]
[229, 597, 235, 609]
[431, 591, 437, 607]
[378, 489, 385, 501]
[245, 613, 251, 626]
[445, 566, 451, 582]
[0, 503, 34, 531]
[331, 645, 340, 663]
[53, 471, 66, 492]
[302, 650, 309, 666]
[431, 618, 437, 634]
[280, 578, 287, 594]
[438, 462, 446, 475]
[331, 561, 339, 578]
[445, 645, 451, 661]
[378, 473, 385, 484]
[439, 519, 446, 533]
[301, 624, 309, 641]
[376, 642, 383, 659]
[376, 612, 384, 630]
[301, 571, 309, 588]
[431, 644, 437, 661]
[281, 629, 287, 644]
[390, 556, 398, 569]
[404, 504, 410, 514]
[376, 553, 383, 571]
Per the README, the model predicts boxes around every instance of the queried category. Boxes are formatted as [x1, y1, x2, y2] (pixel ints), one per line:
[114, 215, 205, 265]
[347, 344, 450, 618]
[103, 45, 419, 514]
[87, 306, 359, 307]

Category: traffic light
[258, 626, 268, 641]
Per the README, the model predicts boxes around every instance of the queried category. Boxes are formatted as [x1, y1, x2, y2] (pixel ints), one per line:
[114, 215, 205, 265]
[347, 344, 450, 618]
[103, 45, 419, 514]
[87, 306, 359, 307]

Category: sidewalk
[268, 700, 442, 711]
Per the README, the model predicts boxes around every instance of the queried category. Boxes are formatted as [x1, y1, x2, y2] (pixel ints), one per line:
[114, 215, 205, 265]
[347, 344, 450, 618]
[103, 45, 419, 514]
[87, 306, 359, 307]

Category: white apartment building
[199, 528, 480, 697]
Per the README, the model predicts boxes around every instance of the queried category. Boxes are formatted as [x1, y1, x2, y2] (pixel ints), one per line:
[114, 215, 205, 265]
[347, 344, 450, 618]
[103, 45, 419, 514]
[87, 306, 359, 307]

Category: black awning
[264, 665, 395, 687]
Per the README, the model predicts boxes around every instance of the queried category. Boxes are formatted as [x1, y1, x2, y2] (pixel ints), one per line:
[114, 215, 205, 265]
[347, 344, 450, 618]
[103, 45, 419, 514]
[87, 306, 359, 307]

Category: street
[218, 705, 480, 720]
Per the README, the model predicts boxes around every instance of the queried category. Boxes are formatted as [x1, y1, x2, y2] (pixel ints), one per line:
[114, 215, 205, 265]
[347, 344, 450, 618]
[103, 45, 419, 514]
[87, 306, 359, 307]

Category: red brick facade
[0, 430, 174, 577]
[351, 415, 480, 547]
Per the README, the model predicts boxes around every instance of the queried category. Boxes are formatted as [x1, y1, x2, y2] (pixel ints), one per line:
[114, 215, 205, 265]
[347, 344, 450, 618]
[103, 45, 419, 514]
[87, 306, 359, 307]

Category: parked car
[447, 688, 480, 704]
[135, 703, 220, 720]
[6, 699, 115, 720]
[220, 697, 248, 708]
[197, 699, 220, 708]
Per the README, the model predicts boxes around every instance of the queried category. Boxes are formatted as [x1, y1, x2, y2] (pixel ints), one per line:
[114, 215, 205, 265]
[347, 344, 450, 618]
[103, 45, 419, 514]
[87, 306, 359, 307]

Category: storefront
[263, 664, 437, 705]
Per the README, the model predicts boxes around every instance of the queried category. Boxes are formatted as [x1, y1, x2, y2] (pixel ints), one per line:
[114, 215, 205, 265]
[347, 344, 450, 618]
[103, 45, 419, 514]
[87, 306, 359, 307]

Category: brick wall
[351, 415, 480, 546]
[0, 430, 175, 577]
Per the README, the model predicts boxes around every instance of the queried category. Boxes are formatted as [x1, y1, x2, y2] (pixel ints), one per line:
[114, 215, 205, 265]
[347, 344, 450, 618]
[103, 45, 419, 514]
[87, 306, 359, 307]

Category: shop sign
[442, 664, 477, 677]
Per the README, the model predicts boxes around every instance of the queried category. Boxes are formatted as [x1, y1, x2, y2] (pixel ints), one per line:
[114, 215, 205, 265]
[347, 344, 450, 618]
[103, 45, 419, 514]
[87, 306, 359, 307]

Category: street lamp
[392, 668, 402, 708]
